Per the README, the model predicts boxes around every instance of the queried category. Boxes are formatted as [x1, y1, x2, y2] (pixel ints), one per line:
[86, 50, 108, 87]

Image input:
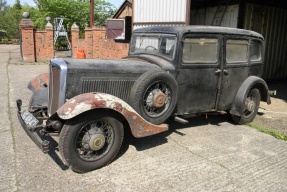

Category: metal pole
[90, 0, 94, 27]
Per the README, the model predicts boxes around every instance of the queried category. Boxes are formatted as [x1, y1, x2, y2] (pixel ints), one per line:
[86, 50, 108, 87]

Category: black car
[17, 26, 274, 173]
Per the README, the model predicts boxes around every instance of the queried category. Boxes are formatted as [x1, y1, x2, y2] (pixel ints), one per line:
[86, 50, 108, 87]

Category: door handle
[223, 69, 229, 75]
[215, 69, 221, 75]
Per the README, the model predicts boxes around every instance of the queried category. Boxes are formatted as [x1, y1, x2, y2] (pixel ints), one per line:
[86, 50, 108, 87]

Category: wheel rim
[243, 91, 257, 118]
[143, 81, 171, 118]
[75, 120, 114, 161]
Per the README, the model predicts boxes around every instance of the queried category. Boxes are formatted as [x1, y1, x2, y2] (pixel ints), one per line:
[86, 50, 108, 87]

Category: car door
[175, 34, 222, 115]
[216, 35, 250, 111]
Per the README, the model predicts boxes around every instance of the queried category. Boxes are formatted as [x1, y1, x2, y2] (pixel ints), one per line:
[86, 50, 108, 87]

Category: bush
[1, 37, 9, 42]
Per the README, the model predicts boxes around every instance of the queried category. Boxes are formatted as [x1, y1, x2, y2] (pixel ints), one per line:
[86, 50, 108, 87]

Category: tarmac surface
[1, 45, 287, 192]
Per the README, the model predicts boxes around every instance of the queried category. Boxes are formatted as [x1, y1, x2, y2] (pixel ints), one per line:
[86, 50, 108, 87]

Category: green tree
[94, 0, 116, 26]
[0, 0, 8, 11]
[32, 0, 116, 31]
[14, 0, 21, 10]
[0, 0, 9, 15]
[0, 0, 22, 39]
[0, 0, 116, 39]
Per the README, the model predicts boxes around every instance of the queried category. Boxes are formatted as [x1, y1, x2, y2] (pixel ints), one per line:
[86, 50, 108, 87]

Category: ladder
[211, 1, 229, 26]
[54, 18, 71, 50]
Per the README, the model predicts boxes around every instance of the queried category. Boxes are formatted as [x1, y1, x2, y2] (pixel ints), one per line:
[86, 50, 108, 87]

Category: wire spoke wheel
[76, 120, 114, 161]
[59, 113, 124, 173]
[143, 81, 171, 118]
[231, 88, 260, 125]
[243, 92, 256, 118]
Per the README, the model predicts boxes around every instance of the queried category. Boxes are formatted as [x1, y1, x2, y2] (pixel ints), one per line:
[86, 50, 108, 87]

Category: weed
[248, 123, 287, 142]
[1, 37, 9, 42]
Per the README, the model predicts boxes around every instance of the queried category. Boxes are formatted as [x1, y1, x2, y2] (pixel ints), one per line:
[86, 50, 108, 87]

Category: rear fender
[56, 93, 169, 138]
[230, 76, 270, 116]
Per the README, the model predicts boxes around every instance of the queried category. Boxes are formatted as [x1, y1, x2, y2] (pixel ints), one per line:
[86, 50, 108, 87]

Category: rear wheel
[231, 88, 260, 124]
[59, 113, 124, 173]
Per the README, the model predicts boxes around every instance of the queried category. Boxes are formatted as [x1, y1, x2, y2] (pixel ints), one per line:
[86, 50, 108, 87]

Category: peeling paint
[29, 73, 49, 92]
[56, 92, 168, 138]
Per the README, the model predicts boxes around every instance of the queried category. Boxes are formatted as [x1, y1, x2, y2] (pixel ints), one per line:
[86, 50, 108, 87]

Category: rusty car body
[17, 26, 274, 173]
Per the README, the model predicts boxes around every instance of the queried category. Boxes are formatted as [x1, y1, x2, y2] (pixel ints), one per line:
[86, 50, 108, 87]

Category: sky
[6, 0, 123, 9]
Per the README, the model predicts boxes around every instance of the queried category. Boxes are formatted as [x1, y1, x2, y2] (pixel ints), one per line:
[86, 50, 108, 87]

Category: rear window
[182, 38, 218, 63]
[226, 39, 248, 63]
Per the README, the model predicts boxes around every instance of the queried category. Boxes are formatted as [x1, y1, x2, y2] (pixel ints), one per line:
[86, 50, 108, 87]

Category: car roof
[133, 25, 264, 40]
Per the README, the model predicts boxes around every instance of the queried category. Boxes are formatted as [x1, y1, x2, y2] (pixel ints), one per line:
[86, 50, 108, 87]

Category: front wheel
[59, 112, 124, 173]
[231, 88, 260, 124]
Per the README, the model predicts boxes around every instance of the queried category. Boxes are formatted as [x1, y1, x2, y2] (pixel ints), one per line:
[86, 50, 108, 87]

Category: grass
[248, 123, 287, 142]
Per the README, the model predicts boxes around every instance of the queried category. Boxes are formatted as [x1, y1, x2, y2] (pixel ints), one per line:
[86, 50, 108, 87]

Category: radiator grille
[48, 59, 67, 115]
[49, 65, 61, 115]
[81, 78, 135, 102]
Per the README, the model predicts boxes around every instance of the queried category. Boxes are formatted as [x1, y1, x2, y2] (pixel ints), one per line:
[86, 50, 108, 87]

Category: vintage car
[17, 26, 274, 173]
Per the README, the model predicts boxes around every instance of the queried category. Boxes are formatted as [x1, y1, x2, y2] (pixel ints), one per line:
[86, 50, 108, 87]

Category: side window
[182, 38, 218, 63]
[250, 40, 262, 62]
[226, 39, 248, 63]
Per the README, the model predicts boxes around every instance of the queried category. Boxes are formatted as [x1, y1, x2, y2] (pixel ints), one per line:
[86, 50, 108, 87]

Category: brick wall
[34, 27, 54, 61]
[71, 25, 129, 59]
[20, 18, 54, 62]
[20, 18, 129, 62]
[19, 19, 35, 62]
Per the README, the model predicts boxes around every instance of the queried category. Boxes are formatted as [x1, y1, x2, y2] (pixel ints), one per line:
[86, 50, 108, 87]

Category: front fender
[28, 73, 49, 93]
[56, 92, 168, 138]
[230, 76, 270, 116]
[28, 73, 49, 111]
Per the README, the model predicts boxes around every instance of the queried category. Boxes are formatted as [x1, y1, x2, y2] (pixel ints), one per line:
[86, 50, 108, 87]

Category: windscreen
[130, 34, 177, 60]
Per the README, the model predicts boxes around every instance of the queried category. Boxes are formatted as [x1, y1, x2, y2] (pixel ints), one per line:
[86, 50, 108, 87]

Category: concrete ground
[1, 45, 287, 192]
[253, 82, 287, 135]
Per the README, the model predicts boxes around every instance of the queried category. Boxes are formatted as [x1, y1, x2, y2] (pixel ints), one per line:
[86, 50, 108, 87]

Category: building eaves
[113, 0, 132, 18]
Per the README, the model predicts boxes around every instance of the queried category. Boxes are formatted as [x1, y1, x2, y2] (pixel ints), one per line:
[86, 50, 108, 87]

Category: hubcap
[144, 82, 171, 117]
[89, 134, 106, 151]
[76, 120, 114, 161]
[153, 90, 166, 108]
[146, 89, 166, 108]
[245, 98, 255, 112]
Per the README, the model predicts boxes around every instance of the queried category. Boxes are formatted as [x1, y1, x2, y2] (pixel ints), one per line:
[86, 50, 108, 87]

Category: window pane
[250, 40, 262, 62]
[134, 36, 159, 53]
[159, 37, 176, 59]
[226, 39, 248, 63]
[182, 38, 218, 63]
[130, 34, 177, 59]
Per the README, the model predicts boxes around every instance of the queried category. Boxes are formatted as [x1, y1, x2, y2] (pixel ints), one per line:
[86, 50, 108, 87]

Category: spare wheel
[130, 71, 178, 124]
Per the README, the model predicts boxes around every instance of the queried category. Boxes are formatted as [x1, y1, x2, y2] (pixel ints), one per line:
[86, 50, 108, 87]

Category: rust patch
[57, 93, 168, 138]
[30, 73, 49, 91]
[125, 114, 169, 138]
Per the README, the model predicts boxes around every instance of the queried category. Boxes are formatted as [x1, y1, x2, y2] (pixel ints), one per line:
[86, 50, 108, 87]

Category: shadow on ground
[118, 114, 230, 157]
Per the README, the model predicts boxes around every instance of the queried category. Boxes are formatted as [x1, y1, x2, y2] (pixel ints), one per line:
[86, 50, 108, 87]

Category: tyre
[59, 112, 124, 173]
[130, 71, 178, 124]
[231, 88, 260, 124]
